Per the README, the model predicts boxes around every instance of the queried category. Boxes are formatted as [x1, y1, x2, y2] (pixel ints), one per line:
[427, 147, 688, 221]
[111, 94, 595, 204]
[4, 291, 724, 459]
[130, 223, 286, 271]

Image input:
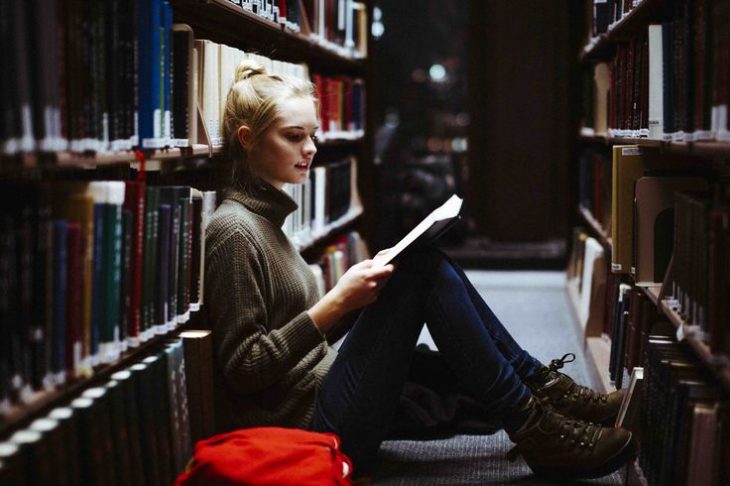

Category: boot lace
[556, 416, 601, 451]
[548, 353, 608, 404]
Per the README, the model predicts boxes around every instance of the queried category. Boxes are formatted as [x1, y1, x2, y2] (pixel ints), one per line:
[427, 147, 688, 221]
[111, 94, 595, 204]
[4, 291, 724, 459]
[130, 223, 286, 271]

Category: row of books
[221, 0, 368, 59]
[578, 147, 612, 235]
[196, 37, 365, 147]
[576, 145, 730, 342]
[592, 0, 641, 36]
[607, 284, 656, 388]
[567, 229, 607, 337]
[0, 338, 195, 486]
[638, 338, 729, 486]
[312, 74, 366, 139]
[302, 0, 368, 58]
[1, 0, 191, 155]
[0, 0, 366, 160]
[671, 189, 730, 354]
[583, 0, 730, 142]
[0, 178, 216, 413]
[282, 156, 362, 247]
[308, 231, 369, 295]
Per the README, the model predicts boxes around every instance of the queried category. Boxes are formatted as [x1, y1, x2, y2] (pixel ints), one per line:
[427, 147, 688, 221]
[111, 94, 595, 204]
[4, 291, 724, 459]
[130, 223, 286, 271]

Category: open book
[372, 194, 463, 267]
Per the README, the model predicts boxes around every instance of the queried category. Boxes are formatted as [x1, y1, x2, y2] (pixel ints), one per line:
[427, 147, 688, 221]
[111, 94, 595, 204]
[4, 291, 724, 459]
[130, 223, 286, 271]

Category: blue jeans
[311, 247, 544, 473]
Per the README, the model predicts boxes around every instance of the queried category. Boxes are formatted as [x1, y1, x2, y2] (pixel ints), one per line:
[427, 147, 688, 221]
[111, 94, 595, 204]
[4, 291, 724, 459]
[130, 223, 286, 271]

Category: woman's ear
[237, 125, 253, 149]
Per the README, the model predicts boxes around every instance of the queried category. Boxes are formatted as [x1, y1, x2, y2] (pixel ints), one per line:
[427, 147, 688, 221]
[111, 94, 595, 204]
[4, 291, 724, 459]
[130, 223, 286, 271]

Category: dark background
[370, 0, 587, 266]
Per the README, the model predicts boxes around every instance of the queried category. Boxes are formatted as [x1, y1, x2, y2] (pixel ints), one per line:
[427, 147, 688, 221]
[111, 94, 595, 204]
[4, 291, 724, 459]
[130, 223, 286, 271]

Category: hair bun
[234, 61, 267, 82]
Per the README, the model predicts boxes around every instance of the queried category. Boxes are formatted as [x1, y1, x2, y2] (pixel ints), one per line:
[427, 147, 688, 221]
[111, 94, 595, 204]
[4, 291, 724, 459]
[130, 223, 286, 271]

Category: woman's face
[248, 97, 319, 190]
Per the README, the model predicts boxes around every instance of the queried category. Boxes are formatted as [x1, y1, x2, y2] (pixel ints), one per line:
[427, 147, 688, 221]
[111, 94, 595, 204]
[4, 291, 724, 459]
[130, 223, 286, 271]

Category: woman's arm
[308, 258, 394, 333]
[206, 230, 326, 394]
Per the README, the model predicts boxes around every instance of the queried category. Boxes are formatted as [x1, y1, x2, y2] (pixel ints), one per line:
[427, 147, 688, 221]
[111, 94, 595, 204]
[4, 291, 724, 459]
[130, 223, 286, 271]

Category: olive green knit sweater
[204, 182, 336, 431]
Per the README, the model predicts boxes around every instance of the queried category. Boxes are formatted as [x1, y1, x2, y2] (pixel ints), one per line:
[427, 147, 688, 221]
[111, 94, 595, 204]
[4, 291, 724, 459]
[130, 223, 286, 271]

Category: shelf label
[622, 147, 641, 156]
[676, 324, 686, 342]
[612, 263, 623, 271]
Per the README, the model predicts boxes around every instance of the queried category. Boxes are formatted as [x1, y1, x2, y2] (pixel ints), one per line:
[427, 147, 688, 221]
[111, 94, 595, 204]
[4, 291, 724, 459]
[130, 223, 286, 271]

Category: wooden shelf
[580, 0, 670, 62]
[0, 312, 202, 439]
[295, 206, 363, 252]
[578, 205, 613, 251]
[639, 284, 661, 305]
[658, 300, 730, 391]
[566, 278, 616, 394]
[0, 144, 217, 173]
[171, 0, 365, 73]
[579, 133, 730, 157]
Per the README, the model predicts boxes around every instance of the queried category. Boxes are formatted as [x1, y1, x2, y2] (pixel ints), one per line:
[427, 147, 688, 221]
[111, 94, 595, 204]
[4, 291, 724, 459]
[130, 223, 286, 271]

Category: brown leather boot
[507, 397, 635, 480]
[527, 353, 625, 425]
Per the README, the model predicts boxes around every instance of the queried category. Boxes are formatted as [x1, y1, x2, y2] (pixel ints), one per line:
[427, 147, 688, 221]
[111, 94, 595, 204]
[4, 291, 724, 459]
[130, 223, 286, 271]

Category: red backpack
[174, 427, 354, 486]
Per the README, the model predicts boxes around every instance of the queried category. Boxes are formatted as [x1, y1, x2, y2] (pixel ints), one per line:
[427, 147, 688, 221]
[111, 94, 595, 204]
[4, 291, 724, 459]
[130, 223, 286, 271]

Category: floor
[373, 270, 623, 485]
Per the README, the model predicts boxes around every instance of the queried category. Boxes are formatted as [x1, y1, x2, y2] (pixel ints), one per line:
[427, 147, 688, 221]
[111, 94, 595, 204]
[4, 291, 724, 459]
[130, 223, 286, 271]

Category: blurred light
[452, 137, 468, 153]
[455, 112, 470, 127]
[372, 7, 384, 39]
[372, 21, 384, 39]
[428, 64, 447, 82]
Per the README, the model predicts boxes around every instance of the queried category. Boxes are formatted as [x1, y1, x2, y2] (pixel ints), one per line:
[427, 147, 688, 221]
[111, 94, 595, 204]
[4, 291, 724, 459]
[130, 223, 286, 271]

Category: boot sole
[528, 433, 637, 481]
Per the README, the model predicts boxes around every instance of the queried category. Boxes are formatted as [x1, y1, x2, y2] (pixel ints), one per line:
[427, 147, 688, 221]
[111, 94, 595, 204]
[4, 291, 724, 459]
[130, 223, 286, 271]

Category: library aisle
[376, 271, 622, 485]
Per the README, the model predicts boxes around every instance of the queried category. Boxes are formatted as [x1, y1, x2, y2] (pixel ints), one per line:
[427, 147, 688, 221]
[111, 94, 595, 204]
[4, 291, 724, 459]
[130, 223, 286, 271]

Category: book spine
[66, 222, 83, 379]
[52, 220, 68, 385]
[129, 362, 161, 485]
[157, 204, 171, 331]
[110, 369, 145, 485]
[90, 197, 104, 365]
[142, 354, 173, 484]
[104, 379, 133, 486]
[120, 210, 133, 351]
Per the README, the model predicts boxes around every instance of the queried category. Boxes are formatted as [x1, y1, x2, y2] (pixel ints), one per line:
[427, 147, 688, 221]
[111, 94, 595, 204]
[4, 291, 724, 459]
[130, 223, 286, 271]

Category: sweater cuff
[281, 311, 326, 353]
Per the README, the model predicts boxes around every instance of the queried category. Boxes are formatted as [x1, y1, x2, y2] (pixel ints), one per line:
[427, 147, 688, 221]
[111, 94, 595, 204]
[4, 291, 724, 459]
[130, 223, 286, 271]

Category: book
[578, 236, 604, 331]
[633, 176, 709, 285]
[685, 402, 719, 485]
[47, 406, 81, 485]
[610, 145, 695, 274]
[372, 194, 463, 267]
[0, 441, 25, 485]
[615, 366, 643, 431]
[110, 369, 145, 485]
[180, 330, 215, 443]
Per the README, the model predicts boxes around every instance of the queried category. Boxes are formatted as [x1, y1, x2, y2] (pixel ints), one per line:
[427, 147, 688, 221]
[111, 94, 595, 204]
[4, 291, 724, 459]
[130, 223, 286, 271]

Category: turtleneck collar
[226, 181, 298, 228]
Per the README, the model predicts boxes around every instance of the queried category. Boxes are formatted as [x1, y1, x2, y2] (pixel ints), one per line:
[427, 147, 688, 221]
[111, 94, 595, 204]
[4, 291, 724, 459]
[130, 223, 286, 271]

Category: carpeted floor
[374, 271, 623, 485]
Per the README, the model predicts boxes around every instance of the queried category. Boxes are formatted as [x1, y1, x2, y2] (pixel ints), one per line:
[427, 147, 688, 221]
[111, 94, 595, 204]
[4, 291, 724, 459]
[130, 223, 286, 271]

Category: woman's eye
[286, 133, 303, 142]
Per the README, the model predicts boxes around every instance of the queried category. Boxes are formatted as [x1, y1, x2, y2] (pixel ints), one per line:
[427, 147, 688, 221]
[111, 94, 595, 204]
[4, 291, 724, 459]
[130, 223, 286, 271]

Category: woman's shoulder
[206, 199, 262, 250]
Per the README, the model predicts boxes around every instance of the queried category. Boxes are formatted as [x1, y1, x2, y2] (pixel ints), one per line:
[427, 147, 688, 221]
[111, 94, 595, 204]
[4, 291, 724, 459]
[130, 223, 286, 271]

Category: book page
[372, 195, 462, 267]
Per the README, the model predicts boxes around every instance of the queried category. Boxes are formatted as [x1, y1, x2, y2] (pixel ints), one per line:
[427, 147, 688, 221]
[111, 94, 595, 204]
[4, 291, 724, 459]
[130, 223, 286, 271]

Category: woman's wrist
[308, 290, 347, 333]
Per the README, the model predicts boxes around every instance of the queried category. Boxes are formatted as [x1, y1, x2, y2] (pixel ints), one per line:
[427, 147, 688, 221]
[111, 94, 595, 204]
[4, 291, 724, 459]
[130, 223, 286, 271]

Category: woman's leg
[311, 248, 533, 473]
[440, 253, 544, 380]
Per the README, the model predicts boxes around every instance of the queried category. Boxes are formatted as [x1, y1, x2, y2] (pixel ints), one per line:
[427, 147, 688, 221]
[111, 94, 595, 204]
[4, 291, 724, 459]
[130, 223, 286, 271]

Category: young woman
[205, 61, 635, 481]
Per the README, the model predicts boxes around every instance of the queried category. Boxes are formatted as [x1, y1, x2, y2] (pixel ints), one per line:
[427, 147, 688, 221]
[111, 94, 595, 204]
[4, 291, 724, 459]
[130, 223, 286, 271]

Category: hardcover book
[372, 194, 463, 267]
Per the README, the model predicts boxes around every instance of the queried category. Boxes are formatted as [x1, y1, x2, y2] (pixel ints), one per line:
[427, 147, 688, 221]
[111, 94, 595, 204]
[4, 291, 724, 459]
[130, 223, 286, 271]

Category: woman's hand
[308, 259, 394, 333]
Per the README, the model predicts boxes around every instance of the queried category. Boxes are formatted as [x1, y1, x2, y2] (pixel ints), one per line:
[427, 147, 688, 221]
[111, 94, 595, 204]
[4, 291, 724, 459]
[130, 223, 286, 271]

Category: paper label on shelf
[621, 147, 641, 156]
[612, 263, 623, 271]
[676, 324, 686, 342]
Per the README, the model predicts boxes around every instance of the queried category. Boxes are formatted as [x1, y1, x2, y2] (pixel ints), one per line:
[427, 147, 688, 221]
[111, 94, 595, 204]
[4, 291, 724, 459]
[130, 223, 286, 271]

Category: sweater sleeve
[205, 229, 325, 394]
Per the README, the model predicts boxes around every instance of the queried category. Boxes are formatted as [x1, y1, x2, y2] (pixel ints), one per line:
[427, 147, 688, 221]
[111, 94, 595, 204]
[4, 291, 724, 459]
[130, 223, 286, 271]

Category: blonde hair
[222, 60, 317, 192]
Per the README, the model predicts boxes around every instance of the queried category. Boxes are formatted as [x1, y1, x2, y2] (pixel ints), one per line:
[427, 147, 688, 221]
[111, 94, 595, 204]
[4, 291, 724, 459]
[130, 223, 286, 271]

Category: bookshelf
[0, 0, 372, 483]
[570, 0, 730, 484]
[579, 134, 730, 157]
